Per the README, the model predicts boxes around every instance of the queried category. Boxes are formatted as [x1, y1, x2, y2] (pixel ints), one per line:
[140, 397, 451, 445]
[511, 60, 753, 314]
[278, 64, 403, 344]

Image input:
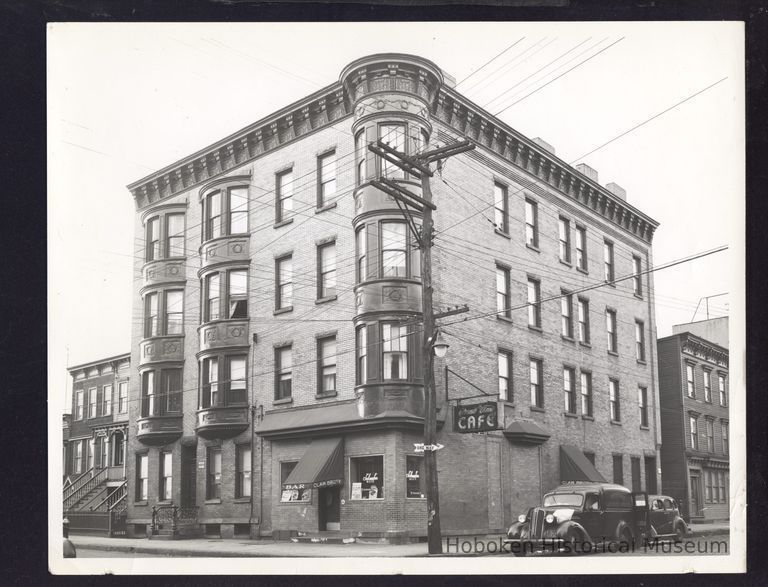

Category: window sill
[564, 412, 578, 419]
[581, 415, 594, 421]
[561, 335, 576, 343]
[233, 497, 251, 504]
[273, 218, 294, 229]
[559, 259, 572, 268]
[530, 406, 545, 413]
[607, 350, 619, 357]
[273, 306, 294, 315]
[528, 325, 543, 333]
[610, 420, 622, 426]
[349, 498, 385, 502]
[273, 397, 293, 406]
[157, 500, 173, 506]
[526, 243, 541, 253]
[205, 499, 222, 505]
[406, 497, 427, 500]
[315, 201, 337, 214]
[494, 228, 511, 239]
[497, 315, 513, 324]
[316, 392, 338, 399]
[579, 341, 592, 348]
[640, 425, 650, 431]
[576, 266, 589, 275]
[315, 295, 337, 305]
[134, 500, 148, 507]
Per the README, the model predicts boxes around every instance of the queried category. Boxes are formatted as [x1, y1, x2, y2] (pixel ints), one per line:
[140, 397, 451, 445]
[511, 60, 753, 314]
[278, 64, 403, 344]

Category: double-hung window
[635, 320, 646, 362]
[88, 387, 97, 418]
[558, 217, 571, 263]
[163, 368, 182, 412]
[379, 124, 406, 178]
[718, 374, 727, 406]
[356, 325, 367, 385]
[498, 350, 512, 401]
[382, 323, 408, 380]
[317, 151, 337, 207]
[580, 372, 593, 417]
[494, 182, 508, 233]
[136, 454, 148, 501]
[201, 358, 218, 408]
[575, 226, 588, 271]
[203, 270, 247, 322]
[706, 419, 715, 452]
[722, 421, 729, 454]
[561, 291, 574, 338]
[632, 255, 643, 297]
[141, 371, 156, 417]
[606, 309, 618, 353]
[146, 217, 161, 261]
[275, 346, 292, 400]
[165, 213, 185, 258]
[527, 277, 542, 328]
[703, 369, 712, 403]
[144, 292, 159, 337]
[165, 290, 184, 334]
[496, 265, 511, 319]
[381, 222, 407, 277]
[236, 445, 252, 499]
[686, 364, 696, 398]
[206, 448, 222, 500]
[638, 386, 648, 427]
[118, 382, 128, 414]
[577, 297, 590, 344]
[145, 290, 184, 336]
[228, 356, 247, 405]
[525, 198, 539, 248]
[204, 190, 222, 240]
[205, 273, 221, 321]
[275, 170, 294, 223]
[356, 226, 367, 283]
[690, 415, 699, 450]
[604, 240, 615, 282]
[317, 241, 337, 299]
[73, 441, 83, 473]
[530, 358, 543, 408]
[317, 336, 337, 396]
[563, 366, 576, 414]
[228, 270, 248, 319]
[276, 255, 293, 310]
[102, 384, 112, 416]
[160, 451, 172, 501]
[75, 389, 84, 420]
[609, 379, 621, 422]
[355, 129, 366, 185]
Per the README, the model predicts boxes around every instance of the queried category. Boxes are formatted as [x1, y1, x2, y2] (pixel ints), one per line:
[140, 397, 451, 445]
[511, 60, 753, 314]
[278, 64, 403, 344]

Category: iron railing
[90, 481, 127, 511]
[63, 467, 96, 501]
[63, 467, 107, 511]
[151, 504, 199, 536]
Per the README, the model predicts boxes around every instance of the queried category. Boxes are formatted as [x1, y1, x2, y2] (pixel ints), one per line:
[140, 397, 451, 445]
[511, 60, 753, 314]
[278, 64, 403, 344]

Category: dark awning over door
[282, 437, 345, 490]
[559, 444, 606, 483]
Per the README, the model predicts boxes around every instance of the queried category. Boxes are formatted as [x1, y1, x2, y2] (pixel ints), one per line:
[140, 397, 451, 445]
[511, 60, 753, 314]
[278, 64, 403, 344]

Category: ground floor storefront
[685, 456, 730, 522]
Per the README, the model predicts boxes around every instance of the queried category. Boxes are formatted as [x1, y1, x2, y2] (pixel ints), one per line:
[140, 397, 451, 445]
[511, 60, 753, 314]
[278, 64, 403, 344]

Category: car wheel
[619, 528, 633, 549]
[674, 523, 686, 541]
[564, 530, 583, 556]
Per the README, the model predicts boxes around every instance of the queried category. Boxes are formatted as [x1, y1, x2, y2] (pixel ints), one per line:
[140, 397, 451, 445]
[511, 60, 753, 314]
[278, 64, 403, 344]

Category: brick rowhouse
[124, 53, 661, 540]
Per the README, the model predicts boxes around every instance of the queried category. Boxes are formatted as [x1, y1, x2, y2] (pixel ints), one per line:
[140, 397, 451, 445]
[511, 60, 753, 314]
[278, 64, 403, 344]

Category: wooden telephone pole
[370, 138, 474, 554]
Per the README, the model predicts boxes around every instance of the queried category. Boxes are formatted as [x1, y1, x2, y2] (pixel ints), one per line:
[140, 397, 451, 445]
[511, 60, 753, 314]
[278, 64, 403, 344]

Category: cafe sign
[454, 402, 498, 433]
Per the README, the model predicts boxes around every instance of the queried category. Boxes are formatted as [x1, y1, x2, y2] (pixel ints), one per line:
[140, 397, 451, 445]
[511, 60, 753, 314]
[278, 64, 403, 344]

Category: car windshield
[543, 493, 584, 507]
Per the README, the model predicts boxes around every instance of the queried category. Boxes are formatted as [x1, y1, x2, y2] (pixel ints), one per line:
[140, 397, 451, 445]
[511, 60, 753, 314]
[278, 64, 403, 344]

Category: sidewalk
[687, 521, 730, 537]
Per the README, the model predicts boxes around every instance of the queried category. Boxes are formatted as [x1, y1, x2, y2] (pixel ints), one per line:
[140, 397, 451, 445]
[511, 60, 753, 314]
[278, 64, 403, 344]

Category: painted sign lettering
[454, 402, 498, 433]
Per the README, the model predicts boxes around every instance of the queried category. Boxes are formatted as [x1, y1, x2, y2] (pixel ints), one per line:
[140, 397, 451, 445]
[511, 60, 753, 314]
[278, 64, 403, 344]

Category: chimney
[531, 137, 555, 155]
[605, 182, 627, 201]
[575, 163, 598, 183]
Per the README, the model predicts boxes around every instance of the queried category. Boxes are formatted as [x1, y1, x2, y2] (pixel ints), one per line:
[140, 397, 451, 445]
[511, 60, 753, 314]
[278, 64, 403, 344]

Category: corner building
[125, 54, 661, 540]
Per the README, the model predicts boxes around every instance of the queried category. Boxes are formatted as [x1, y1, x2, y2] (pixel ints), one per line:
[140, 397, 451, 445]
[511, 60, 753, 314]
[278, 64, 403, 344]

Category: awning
[282, 437, 345, 490]
[503, 420, 550, 445]
[560, 444, 606, 483]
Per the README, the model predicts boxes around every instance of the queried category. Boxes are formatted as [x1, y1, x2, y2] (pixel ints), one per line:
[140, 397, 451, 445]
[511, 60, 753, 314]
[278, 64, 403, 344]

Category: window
[705, 470, 713, 502]
[88, 387, 97, 418]
[561, 291, 574, 338]
[686, 364, 696, 398]
[606, 309, 618, 353]
[317, 336, 337, 396]
[631, 457, 641, 492]
[205, 273, 220, 321]
[206, 448, 222, 500]
[497, 265, 511, 319]
[525, 198, 538, 247]
[201, 358, 218, 408]
[317, 242, 337, 299]
[228, 270, 248, 319]
[203, 190, 222, 240]
[275, 346, 292, 400]
[719, 472, 727, 503]
[355, 129, 366, 185]
[145, 290, 184, 336]
[527, 278, 541, 328]
[165, 290, 184, 334]
[203, 270, 247, 322]
[350, 455, 384, 500]
[317, 151, 336, 207]
[280, 461, 310, 502]
[381, 222, 407, 277]
[703, 370, 712, 403]
[635, 320, 646, 362]
[498, 350, 512, 401]
[275, 170, 294, 223]
[563, 366, 576, 414]
[73, 441, 83, 473]
[276, 255, 293, 310]
[558, 217, 571, 263]
[166, 213, 185, 258]
[612, 454, 624, 485]
[530, 358, 543, 408]
[144, 292, 159, 337]
[140, 371, 155, 417]
[575, 226, 588, 271]
[406, 455, 425, 498]
[609, 379, 621, 422]
[75, 390, 84, 420]
[580, 372, 593, 417]
[494, 182, 508, 233]
[118, 382, 128, 414]
[632, 256, 642, 297]
[228, 356, 247, 405]
[356, 226, 367, 282]
[98, 436, 108, 468]
[639, 386, 648, 427]
[577, 298, 590, 344]
[202, 186, 249, 240]
[236, 445, 252, 499]
[199, 355, 246, 408]
[160, 451, 172, 501]
[379, 123, 406, 178]
[382, 323, 408, 380]
[146, 217, 160, 261]
[718, 374, 727, 406]
[113, 432, 124, 466]
[603, 240, 615, 282]
[102, 384, 112, 417]
[690, 415, 699, 450]
[356, 325, 367, 385]
[706, 419, 715, 452]
[136, 454, 148, 501]
[722, 421, 729, 455]
[86, 440, 93, 471]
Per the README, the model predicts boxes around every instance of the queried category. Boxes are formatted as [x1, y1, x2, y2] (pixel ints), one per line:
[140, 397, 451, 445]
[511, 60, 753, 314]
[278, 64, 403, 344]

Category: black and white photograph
[47, 21, 745, 574]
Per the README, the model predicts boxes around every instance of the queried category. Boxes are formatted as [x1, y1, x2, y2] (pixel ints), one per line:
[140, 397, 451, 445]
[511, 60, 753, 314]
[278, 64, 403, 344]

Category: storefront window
[406, 456, 425, 499]
[350, 455, 384, 500]
[280, 461, 310, 502]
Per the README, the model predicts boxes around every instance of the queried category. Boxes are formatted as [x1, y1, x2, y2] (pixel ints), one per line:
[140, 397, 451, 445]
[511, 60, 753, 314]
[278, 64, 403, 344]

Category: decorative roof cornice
[679, 332, 729, 367]
[68, 352, 131, 374]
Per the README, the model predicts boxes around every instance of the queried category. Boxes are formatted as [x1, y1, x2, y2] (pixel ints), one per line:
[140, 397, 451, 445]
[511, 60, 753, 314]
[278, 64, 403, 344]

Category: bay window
[379, 123, 406, 178]
[144, 289, 184, 337]
[201, 354, 247, 408]
[356, 325, 367, 385]
[382, 323, 408, 380]
[381, 222, 407, 277]
[203, 185, 248, 241]
[166, 213, 185, 258]
[146, 216, 160, 261]
[203, 269, 248, 322]
[355, 128, 366, 185]
[356, 226, 367, 282]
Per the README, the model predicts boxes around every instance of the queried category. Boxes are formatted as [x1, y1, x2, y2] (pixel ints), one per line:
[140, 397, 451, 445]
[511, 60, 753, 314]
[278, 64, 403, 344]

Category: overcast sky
[47, 21, 743, 412]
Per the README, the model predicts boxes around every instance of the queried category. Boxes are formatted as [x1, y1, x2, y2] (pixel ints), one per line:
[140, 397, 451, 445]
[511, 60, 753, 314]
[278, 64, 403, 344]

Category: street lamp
[432, 330, 449, 358]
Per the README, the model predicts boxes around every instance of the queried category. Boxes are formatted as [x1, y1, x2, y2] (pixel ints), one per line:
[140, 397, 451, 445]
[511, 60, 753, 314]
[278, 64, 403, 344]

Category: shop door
[689, 474, 702, 518]
[319, 487, 341, 531]
[181, 445, 197, 508]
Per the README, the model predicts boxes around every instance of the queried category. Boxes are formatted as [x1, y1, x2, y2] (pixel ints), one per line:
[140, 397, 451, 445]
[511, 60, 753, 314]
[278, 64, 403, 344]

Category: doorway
[181, 444, 197, 507]
[318, 487, 341, 531]
[689, 473, 702, 519]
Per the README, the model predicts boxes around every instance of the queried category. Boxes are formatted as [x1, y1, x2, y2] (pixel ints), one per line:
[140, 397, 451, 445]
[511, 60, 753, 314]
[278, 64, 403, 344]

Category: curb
[688, 527, 730, 538]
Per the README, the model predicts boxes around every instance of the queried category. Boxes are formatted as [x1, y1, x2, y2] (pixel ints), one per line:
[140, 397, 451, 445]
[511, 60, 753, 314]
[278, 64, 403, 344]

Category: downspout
[538, 445, 543, 501]
[645, 248, 660, 491]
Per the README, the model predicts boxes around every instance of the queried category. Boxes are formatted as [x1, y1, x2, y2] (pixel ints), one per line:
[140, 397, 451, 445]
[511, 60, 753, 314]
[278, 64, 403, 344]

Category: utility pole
[369, 138, 474, 554]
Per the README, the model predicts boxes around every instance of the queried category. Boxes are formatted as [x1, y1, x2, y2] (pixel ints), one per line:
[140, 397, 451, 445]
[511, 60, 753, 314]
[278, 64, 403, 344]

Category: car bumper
[506, 537, 568, 555]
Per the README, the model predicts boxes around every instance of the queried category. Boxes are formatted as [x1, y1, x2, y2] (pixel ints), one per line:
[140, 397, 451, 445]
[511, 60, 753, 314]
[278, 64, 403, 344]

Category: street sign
[454, 402, 498, 433]
[414, 443, 444, 452]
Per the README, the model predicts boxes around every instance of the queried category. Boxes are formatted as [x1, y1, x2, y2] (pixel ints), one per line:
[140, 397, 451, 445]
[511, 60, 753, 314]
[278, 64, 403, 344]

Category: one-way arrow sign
[414, 443, 445, 452]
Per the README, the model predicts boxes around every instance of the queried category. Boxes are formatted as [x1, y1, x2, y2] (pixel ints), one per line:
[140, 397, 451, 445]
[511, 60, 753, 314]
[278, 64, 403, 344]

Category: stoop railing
[151, 504, 200, 537]
[63, 467, 107, 511]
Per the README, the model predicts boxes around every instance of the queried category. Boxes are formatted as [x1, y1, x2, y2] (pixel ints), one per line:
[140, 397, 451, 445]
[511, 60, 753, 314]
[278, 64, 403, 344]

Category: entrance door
[319, 487, 341, 531]
[689, 473, 702, 519]
[181, 445, 197, 507]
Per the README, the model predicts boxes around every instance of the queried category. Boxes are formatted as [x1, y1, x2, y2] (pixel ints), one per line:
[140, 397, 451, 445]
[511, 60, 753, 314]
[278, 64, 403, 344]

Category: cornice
[681, 333, 729, 368]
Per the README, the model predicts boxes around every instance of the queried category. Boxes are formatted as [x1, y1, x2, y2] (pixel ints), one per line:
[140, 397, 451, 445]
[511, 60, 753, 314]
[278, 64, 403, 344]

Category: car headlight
[518, 514, 527, 523]
[545, 514, 555, 524]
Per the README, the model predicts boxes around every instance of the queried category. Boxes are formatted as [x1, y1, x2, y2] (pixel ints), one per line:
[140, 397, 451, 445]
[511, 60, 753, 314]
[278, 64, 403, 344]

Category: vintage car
[506, 483, 651, 556]
[647, 494, 688, 540]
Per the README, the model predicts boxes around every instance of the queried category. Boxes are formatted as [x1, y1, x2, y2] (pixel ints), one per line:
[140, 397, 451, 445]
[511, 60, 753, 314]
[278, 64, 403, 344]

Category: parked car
[506, 483, 650, 556]
[647, 494, 688, 540]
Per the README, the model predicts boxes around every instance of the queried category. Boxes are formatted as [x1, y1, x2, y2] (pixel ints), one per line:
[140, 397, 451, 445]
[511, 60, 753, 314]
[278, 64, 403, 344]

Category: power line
[456, 37, 526, 86]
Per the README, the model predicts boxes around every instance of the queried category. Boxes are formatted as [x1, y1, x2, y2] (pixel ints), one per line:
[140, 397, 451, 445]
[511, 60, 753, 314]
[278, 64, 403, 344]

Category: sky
[47, 21, 744, 413]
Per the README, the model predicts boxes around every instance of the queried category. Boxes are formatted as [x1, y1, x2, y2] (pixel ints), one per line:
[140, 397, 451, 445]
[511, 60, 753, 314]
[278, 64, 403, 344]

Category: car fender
[614, 520, 634, 542]
[556, 521, 592, 543]
[673, 516, 689, 535]
[507, 521, 529, 539]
